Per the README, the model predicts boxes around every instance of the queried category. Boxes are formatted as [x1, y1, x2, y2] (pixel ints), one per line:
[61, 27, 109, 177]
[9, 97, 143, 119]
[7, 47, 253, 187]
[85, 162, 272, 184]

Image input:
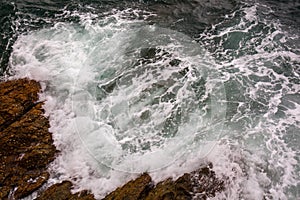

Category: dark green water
[1, 0, 299, 199]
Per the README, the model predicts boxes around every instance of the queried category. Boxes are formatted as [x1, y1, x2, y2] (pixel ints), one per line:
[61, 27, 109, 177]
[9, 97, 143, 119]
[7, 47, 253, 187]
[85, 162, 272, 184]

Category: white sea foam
[200, 2, 300, 199]
[8, 5, 299, 200]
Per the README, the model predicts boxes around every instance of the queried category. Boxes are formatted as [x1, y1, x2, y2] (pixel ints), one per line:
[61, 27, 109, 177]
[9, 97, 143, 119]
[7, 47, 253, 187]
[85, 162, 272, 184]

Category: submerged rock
[0, 79, 56, 199]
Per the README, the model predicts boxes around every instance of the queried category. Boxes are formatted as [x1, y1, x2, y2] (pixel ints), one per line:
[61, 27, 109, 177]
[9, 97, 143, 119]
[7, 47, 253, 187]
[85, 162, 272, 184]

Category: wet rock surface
[35, 166, 225, 200]
[104, 164, 224, 200]
[36, 181, 95, 200]
[104, 173, 153, 200]
[0, 79, 56, 199]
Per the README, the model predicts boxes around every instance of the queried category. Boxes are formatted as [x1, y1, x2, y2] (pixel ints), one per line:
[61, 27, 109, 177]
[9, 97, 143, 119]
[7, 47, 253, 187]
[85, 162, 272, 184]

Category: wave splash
[9, 9, 229, 198]
[7, 3, 300, 200]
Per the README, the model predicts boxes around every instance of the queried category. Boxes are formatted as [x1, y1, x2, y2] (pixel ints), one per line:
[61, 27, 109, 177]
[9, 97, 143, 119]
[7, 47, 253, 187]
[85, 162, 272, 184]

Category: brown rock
[145, 178, 192, 200]
[14, 171, 50, 199]
[104, 164, 225, 200]
[36, 181, 95, 200]
[0, 79, 41, 131]
[145, 164, 224, 200]
[0, 79, 56, 199]
[104, 173, 153, 200]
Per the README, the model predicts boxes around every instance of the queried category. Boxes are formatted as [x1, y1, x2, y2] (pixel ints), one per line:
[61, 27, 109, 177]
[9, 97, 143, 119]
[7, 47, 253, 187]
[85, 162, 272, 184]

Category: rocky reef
[104, 163, 224, 200]
[0, 78, 225, 200]
[0, 79, 56, 199]
[36, 181, 95, 200]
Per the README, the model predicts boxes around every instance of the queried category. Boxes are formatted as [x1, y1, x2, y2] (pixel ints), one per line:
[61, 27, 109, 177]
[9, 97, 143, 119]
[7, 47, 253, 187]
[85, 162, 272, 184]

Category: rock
[36, 181, 95, 200]
[0, 78, 41, 131]
[146, 164, 225, 200]
[0, 78, 94, 199]
[0, 78, 56, 199]
[104, 164, 225, 200]
[104, 173, 153, 200]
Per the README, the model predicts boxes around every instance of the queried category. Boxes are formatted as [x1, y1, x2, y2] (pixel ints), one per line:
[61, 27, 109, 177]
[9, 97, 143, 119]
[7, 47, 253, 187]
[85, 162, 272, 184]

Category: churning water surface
[1, 0, 299, 199]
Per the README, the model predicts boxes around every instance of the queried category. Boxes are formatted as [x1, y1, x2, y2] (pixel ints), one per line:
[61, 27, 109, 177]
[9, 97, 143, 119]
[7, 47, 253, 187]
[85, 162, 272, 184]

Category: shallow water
[1, 0, 299, 199]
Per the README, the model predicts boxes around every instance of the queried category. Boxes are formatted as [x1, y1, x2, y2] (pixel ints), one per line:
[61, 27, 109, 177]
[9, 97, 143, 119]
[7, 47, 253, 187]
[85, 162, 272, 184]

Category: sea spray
[5, 1, 300, 199]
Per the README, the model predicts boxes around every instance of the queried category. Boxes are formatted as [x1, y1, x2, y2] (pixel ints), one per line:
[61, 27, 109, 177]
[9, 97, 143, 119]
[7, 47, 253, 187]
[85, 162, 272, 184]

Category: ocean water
[0, 0, 299, 199]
